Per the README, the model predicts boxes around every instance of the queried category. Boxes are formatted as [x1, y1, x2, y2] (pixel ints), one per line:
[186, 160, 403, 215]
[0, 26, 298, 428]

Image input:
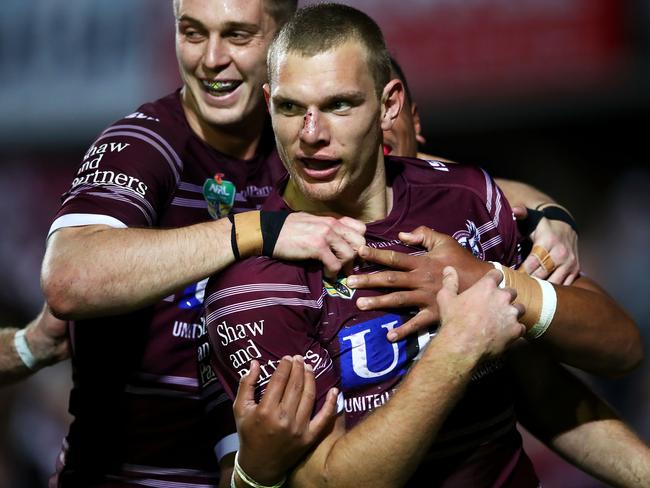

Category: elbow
[618, 325, 644, 375]
[607, 318, 644, 378]
[41, 260, 88, 320]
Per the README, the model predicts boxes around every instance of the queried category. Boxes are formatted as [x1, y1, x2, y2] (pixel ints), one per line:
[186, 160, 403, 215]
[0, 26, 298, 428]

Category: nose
[299, 110, 329, 146]
[203, 35, 231, 71]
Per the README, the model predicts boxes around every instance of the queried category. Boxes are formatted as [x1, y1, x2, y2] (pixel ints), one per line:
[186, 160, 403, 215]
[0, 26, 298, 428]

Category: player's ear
[380, 79, 404, 131]
[263, 83, 271, 111]
[411, 102, 426, 145]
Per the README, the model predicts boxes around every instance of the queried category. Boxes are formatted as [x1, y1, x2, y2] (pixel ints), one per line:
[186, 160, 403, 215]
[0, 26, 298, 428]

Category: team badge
[453, 220, 485, 259]
[202, 173, 236, 219]
[323, 277, 356, 300]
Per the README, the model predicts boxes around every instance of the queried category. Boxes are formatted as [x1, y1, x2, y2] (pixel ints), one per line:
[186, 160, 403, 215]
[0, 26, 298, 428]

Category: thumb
[441, 266, 459, 296]
[398, 226, 442, 250]
[234, 360, 260, 412]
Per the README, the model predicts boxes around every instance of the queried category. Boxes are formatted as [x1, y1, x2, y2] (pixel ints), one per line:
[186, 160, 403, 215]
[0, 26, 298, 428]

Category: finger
[521, 255, 542, 276]
[307, 387, 339, 442]
[482, 267, 504, 288]
[387, 310, 438, 342]
[320, 249, 343, 280]
[234, 360, 261, 413]
[324, 233, 357, 277]
[441, 266, 459, 295]
[511, 206, 528, 220]
[563, 271, 579, 286]
[356, 290, 425, 311]
[502, 286, 518, 303]
[348, 269, 414, 290]
[295, 363, 317, 428]
[546, 266, 569, 286]
[512, 302, 526, 318]
[357, 245, 419, 271]
[336, 217, 367, 239]
[259, 356, 293, 407]
[281, 355, 307, 419]
[531, 266, 550, 280]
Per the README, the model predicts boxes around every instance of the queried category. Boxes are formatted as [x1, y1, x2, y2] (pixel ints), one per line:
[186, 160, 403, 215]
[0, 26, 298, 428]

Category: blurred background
[0, 0, 648, 486]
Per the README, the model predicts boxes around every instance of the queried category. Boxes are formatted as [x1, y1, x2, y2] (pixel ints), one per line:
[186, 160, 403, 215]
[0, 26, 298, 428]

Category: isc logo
[338, 314, 412, 389]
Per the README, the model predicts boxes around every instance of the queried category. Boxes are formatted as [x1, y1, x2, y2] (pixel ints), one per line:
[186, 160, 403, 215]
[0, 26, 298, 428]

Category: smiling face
[266, 41, 401, 216]
[175, 0, 277, 132]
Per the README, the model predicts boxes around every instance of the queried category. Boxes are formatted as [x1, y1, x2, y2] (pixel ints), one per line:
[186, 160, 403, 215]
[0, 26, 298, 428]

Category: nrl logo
[453, 220, 485, 260]
[323, 277, 356, 300]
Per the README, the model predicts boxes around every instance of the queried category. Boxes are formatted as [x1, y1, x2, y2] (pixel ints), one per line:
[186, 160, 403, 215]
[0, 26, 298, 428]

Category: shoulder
[100, 92, 190, 154]
[389, 155, 500, 206]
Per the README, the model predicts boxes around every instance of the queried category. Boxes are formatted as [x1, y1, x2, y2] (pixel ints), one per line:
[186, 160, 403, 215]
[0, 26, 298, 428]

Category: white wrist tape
[489, 261, 557, 339]
[234, 451, 286, 488]
[526, 277, 557, 339]
[491, 262, 506, 288]
[14, 329, 37, 370]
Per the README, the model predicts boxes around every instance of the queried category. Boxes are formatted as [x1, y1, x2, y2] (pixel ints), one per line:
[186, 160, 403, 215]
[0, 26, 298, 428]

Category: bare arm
[348, 227, 642, 376]
[0, 304, 69, 386]
[510, 343, 650, 487]
[42, 214, 365, 319]
[285, 268, 524, 488]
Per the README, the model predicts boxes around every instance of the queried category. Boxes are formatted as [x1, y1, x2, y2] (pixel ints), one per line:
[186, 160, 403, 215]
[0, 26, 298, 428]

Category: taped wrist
[490, 262, 557, 339]
[228, 211, 290, 260]
[14, 329, 37, 370]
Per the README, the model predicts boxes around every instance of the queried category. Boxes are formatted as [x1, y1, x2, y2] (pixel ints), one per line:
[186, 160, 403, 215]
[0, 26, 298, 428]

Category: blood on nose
[302, 111, 316, 136]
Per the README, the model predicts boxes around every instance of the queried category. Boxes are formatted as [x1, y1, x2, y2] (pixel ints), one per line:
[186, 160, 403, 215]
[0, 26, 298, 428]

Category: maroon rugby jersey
[204, 157, 539, 487]
[48, 91, 285, 487]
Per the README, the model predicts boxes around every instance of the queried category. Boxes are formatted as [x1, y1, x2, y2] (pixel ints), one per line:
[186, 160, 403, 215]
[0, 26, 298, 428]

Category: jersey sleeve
[202, 256, 339, 416]
[478, 168, 524, 268]
[48, 115, 184, 237]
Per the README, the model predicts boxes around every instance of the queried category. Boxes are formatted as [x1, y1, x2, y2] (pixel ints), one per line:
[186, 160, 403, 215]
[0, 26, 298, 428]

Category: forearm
[42, 220, 234, 319]
[495, 178, 555, 209]
[511, 344, 650, 487]
[540, 276, 642, 376]
[0, 328, 33, 385]
[291, 331, 478, 488]
[0, 308, 68, 385]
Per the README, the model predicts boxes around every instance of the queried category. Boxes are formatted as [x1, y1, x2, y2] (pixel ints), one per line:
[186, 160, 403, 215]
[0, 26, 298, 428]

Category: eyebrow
[272, 91, 366, 107]
[176, 16, 260, 33]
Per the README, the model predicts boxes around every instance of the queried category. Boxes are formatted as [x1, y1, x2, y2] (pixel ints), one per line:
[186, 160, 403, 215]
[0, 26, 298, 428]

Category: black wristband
[227, 214, 240, 260]
[538, 205, 579, 234]
[521, 205, 579, 235]
[519, 208, 544, 236]
[260, 210, 290, 257]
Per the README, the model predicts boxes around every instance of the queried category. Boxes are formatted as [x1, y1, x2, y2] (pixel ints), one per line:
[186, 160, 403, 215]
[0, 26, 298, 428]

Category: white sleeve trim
[48, 213, 128, 238]
[214, 433, 239, 461]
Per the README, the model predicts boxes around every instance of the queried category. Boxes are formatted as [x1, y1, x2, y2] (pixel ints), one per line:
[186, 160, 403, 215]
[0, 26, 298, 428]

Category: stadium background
[0, 0, 648, 486]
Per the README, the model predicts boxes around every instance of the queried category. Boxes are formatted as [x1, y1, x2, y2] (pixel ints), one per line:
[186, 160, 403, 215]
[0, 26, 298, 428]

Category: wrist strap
[233, 451, 286, 488]
[14, 329, 37, 370]
[228, 211, 290, 261]
[536, 204, 578, 234]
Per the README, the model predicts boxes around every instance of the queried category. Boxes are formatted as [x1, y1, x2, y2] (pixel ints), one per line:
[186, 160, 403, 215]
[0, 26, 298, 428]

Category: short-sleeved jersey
[49, 91, 286, 487]
[203, 157, 539, 487]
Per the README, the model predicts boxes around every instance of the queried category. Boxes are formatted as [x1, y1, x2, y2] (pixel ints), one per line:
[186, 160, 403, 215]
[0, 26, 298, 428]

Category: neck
[284, 154, 393, 223]
[181, 89, 266, 160]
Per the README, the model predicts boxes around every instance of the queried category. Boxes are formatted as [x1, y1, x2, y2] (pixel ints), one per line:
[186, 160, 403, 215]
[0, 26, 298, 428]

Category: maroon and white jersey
[204, 157, 539, 487]
[48, 91, 285, 487]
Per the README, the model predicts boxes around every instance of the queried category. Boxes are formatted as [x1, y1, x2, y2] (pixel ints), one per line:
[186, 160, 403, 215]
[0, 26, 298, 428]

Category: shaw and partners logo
[338, 314, 423, 389]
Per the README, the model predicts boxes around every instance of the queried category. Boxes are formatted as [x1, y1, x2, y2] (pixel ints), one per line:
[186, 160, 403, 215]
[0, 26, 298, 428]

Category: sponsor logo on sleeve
[71, 141, 149, 196]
